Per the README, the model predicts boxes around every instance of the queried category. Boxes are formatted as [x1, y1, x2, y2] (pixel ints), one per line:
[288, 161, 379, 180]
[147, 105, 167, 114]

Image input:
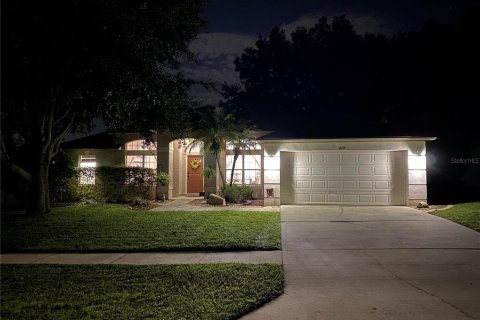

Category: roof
[256, 130, 436, 141]
[62, 132, 124, 149]
[62, 130, 436, 150]
[258, 136, 437, 142]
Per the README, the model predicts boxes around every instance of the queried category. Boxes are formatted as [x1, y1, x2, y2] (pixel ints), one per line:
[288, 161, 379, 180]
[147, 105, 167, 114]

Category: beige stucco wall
[64, 148, 124, 167]
[204, 154, 217, 196]
[261, 139, 432, 206]
[65, 135, 431, 205]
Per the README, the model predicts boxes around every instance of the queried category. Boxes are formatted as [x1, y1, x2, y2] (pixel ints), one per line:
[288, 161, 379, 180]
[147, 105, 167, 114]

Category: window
[125, 139, 157, 151]
[79, 155, 96, 185]
[125, 139, 157, 169]
[226, 141, 261, 150]
[226, 154, 261, 185]
[126, 155, 157, 169]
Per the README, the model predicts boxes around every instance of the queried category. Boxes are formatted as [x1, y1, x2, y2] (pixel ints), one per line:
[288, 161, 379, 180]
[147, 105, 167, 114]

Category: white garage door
[280, 151, 407, 205]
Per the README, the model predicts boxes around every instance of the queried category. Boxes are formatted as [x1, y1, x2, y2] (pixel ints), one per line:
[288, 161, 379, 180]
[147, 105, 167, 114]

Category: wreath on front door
[190, 158, 202, 170]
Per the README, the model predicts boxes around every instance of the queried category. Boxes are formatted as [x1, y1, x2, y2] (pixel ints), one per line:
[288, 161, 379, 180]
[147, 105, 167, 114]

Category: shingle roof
[62, 132, 123, 149]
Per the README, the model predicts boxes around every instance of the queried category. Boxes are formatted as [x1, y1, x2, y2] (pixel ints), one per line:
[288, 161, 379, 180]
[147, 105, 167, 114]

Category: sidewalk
[0, 251, 282, 265]
[150, 196, 280, 212]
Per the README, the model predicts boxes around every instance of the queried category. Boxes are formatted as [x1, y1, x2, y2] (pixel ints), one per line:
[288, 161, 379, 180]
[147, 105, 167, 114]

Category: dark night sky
[70, 0, 478, 139]
[184, 0, 478, 104]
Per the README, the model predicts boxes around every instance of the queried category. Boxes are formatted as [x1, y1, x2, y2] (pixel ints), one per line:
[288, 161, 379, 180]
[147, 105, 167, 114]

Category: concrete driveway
[243, 206, 480, 320]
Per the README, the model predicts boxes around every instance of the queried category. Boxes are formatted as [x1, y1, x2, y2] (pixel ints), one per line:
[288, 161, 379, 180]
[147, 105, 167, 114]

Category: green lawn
[1, 204, 280, 252]
[431, 202, 480, 231]
[1, 264, 283, 320]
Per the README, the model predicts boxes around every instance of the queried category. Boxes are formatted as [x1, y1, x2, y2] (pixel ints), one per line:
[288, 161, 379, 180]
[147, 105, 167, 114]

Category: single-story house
[62, 131, 436, 206]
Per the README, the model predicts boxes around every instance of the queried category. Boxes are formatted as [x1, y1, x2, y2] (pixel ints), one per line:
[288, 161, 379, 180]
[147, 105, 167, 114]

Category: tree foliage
[189, 107, 254, 188]
[1, 0, 205, 214]
[222, 11, 480, 138]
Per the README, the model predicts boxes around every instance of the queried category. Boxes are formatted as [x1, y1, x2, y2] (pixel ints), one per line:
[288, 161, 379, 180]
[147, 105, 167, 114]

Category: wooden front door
[187, 155, 203, 193]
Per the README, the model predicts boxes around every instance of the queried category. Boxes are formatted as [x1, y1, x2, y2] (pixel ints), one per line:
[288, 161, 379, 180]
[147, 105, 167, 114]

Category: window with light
[125, 139, 157, 169]
[79, 155, 96, 185]
[126, 155, 157, 169]
[226, 154, 261, 185]
[125, 139, 157, 151]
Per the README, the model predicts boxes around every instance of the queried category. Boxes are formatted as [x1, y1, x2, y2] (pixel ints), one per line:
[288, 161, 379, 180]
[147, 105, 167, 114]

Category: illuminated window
[126, 155, 157, 169]
[125, 139, 157, 151]
[226, 154, 261, 185]
[79, 155, 96, 185]
[226, 141, 261, 150]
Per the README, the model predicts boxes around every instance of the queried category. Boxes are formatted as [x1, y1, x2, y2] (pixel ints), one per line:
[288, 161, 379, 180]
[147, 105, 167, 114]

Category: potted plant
[157, 172, 171, 186]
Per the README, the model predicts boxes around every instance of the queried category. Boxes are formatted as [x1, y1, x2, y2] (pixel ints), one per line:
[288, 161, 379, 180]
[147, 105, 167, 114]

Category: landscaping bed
[1, 264, 284, 320]
[429, 202, 480, 231]
[1, 204, 281, 252]
[190, 198, 266, 207]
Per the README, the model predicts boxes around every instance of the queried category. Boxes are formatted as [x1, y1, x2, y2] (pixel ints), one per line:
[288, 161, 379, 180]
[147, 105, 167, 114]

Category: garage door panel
[296, 167, 309, 175]
[374, 181, 390, 189]
[359, 181, 373, 189]
[311, 180, 326, 188]
[281, 151, 407, 205]
[373, 153, 389, 164]
[358, 154, 373, 163]
[375, 194, 390, 203]
[327, 181, 342, 189]
[310, 154, 325, 163]
[295, 154, 309, 164]
[347, 195, 361, 202]
[295, 180, 309, 188]
[326, 167, 341, 175]
[295, 193, 311, 202]
[326, 154, 341, 163]
[343, 181, 357, 189]
[374, 166, 389, 175]
[311, 193, 326, 202]
[327, 193, 342, 202]
[359, 194, 374, 202]
[341, 166, 356, 175]
[311, 167, 325, 175]
[341, 154, 356, 163]
[358, 166, 373, 175]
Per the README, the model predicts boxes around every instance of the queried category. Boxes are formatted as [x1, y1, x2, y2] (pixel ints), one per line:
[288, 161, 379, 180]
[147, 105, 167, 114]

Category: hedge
[63, 166, 157, 202]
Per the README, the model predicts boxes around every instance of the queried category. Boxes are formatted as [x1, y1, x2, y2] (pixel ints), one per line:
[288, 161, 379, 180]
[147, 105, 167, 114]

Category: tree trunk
[214, 152, 226, 188]
[229, 151, 240, 187]
[27, 159, 51, 216]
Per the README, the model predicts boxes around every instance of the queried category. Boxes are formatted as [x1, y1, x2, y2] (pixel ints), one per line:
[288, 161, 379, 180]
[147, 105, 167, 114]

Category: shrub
[97, 167, 156, 202]
[66, 166, 157, 202]
[201, 166, 215, 180]
[157, 171, 171, 186]
[49, 151, 78, 202]
[221, 185, 253, 204]
[131, 196, 150, 207]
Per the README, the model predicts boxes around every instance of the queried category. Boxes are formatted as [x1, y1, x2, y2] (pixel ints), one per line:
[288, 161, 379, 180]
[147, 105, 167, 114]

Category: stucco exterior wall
[203, 154, 217, 196]
[64, 149, 124, 167]
[261, 139, 431, 206]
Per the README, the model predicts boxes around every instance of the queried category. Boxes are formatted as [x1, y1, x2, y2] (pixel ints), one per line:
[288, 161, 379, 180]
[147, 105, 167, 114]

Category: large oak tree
[222, 12, 479, 138]
[1, 0, 205, 215]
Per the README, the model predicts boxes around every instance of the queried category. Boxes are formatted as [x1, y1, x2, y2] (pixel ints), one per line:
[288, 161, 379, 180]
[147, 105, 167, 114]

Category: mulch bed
[189, 199, 265, 208]
[413, 204, 449, 212]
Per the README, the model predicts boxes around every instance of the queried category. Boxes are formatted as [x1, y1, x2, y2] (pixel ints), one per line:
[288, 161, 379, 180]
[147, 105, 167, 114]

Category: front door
[187, 155, 203, 193]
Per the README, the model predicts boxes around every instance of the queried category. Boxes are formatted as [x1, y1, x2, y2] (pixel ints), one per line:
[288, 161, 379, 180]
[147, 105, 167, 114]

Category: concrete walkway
[1, 250, 282, 265]
[243, 205, 480, 320]
[150, 196, 280, 212]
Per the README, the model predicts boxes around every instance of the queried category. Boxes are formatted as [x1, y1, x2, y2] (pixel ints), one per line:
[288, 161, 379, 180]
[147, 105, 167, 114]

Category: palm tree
[227, 125, 256, 186]
[189, 106, 253, 188]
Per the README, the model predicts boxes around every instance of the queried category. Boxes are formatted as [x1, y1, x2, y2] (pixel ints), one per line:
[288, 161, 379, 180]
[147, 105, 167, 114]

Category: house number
[338, 146, 346, 150]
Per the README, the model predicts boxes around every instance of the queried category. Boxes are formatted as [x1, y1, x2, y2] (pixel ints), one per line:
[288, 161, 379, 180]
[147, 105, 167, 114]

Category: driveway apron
[243, 205, 480, 320]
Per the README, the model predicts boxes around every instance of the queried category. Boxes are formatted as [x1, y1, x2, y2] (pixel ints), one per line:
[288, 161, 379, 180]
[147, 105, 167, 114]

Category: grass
[1, 264, 284, 320]
[1, 204, 280, 252]
[430, 202, 480, 231]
